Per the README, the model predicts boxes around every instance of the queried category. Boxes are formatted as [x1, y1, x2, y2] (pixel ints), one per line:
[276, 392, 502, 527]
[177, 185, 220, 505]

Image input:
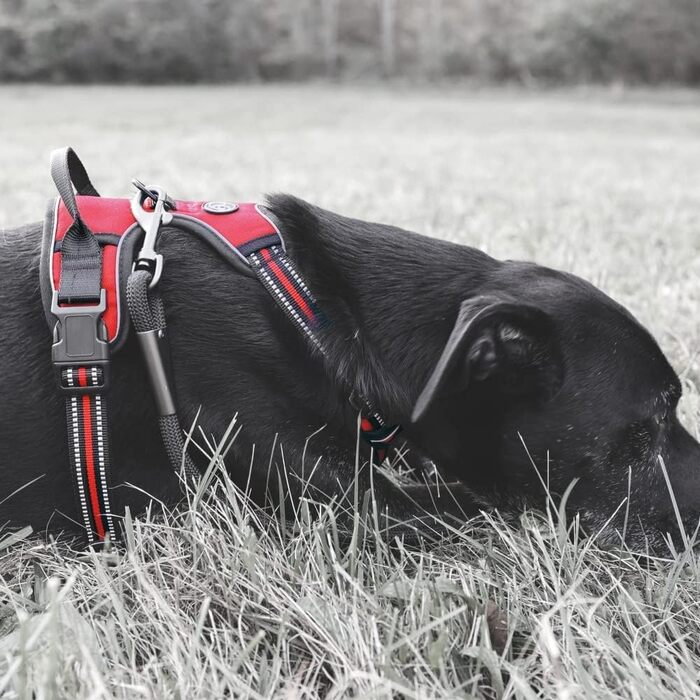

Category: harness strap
[248, 245, 327, 347]
[60, 365, 117, 544]
[50, 148, 118, 543]
[248, 244, 402, 459]
[359, 416, 402, 463]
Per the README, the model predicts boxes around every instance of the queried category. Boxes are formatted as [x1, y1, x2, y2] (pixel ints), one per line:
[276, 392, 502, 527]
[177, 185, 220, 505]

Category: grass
[0, 85, 699, 698]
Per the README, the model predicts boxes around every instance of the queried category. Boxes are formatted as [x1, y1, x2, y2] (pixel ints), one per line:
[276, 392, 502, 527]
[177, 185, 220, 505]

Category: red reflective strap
[360, 417, 374, 433]
[77, 368, 106, 540]
[261, 248, 316, 322]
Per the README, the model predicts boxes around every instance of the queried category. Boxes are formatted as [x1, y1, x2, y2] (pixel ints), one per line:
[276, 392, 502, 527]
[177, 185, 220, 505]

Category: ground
[0, 85, 698, 698]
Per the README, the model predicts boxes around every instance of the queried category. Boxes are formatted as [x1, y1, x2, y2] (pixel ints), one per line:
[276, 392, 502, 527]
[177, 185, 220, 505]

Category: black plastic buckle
[51, 290, 110, 393]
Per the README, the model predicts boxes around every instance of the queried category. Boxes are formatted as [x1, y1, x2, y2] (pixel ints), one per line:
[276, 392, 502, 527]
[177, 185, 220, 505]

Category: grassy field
[0, 85, 699, 698]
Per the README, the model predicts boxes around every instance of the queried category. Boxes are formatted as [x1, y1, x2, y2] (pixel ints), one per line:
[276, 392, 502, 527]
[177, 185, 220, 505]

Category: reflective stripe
[61, 365, 116, 543]
[248, 245, 401, 462]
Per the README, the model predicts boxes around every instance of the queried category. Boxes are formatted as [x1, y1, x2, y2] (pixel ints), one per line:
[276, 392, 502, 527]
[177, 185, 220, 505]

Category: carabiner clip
[130, 179, 174, 288]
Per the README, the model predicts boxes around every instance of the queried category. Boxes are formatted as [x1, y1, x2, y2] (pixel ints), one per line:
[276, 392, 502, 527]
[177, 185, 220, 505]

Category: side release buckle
[51, 290, 110, 393]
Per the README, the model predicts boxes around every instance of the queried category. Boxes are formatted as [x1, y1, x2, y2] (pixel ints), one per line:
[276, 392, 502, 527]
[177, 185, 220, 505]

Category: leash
[46, 148, 402, 544]
[125, 183, 200, 483]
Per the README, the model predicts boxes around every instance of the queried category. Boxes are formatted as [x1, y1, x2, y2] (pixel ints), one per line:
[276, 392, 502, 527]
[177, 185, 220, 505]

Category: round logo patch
[203, 201, 239, 214]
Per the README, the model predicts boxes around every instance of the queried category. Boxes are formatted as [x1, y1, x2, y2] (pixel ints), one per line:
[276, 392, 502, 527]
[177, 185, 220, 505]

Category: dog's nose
[651, 424, 700, 549]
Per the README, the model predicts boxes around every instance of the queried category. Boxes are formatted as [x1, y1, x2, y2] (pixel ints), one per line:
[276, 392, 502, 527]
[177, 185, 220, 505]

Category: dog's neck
[267, 195, 501, 425]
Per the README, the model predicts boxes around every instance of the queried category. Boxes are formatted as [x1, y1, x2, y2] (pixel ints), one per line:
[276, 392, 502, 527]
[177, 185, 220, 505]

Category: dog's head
[410, 261, 700, 552]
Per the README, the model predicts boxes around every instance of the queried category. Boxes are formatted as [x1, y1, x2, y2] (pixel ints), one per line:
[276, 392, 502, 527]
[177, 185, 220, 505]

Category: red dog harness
[48, 196, 285, 346]
[42, 149, 401, 544]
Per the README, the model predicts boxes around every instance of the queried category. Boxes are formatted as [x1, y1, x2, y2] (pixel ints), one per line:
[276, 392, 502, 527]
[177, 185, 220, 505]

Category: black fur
[1, 195, 698, 551]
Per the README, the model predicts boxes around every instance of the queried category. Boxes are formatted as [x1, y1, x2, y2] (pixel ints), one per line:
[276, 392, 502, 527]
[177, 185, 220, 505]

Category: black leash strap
[125, 183, 201, 483]
[50, 147, 103, 304]
[125, 269, 200, 483]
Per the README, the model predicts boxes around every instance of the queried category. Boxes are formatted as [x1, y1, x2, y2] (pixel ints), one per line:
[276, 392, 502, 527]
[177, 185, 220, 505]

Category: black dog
[2, 195, 698, 551]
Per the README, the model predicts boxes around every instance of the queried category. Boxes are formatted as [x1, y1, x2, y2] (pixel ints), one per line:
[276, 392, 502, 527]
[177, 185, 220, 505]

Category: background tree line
[1, 0, 699, 84]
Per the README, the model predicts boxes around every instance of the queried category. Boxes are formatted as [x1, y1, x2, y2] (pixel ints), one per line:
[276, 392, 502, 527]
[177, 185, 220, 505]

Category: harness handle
[50, 147, 100, 226]
[50, 147, 104, 305]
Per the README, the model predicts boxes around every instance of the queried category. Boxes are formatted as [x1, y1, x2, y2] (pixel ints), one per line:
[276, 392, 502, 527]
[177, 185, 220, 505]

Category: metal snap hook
[130, 180, 174, 288]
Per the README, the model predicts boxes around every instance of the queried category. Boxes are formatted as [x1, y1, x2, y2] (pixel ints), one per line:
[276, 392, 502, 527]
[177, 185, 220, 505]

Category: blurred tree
[289, 0, 312, 79]
[420, 0, 444, 78]
[379, 0, 396, 77]
[0, 0, 699, 84]
[320, 0, 340, 76]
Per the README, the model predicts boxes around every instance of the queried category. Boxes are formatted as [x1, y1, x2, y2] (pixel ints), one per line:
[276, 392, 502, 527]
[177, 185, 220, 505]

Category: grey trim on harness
[170, 205, 286, 278]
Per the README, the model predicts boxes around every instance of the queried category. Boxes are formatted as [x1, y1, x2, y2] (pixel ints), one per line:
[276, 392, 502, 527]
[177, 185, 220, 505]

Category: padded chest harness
[41, 148, 401, 544]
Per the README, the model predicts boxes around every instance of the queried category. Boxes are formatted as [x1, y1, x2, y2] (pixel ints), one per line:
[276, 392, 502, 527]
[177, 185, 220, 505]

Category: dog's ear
[411, 295, 563, 424]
